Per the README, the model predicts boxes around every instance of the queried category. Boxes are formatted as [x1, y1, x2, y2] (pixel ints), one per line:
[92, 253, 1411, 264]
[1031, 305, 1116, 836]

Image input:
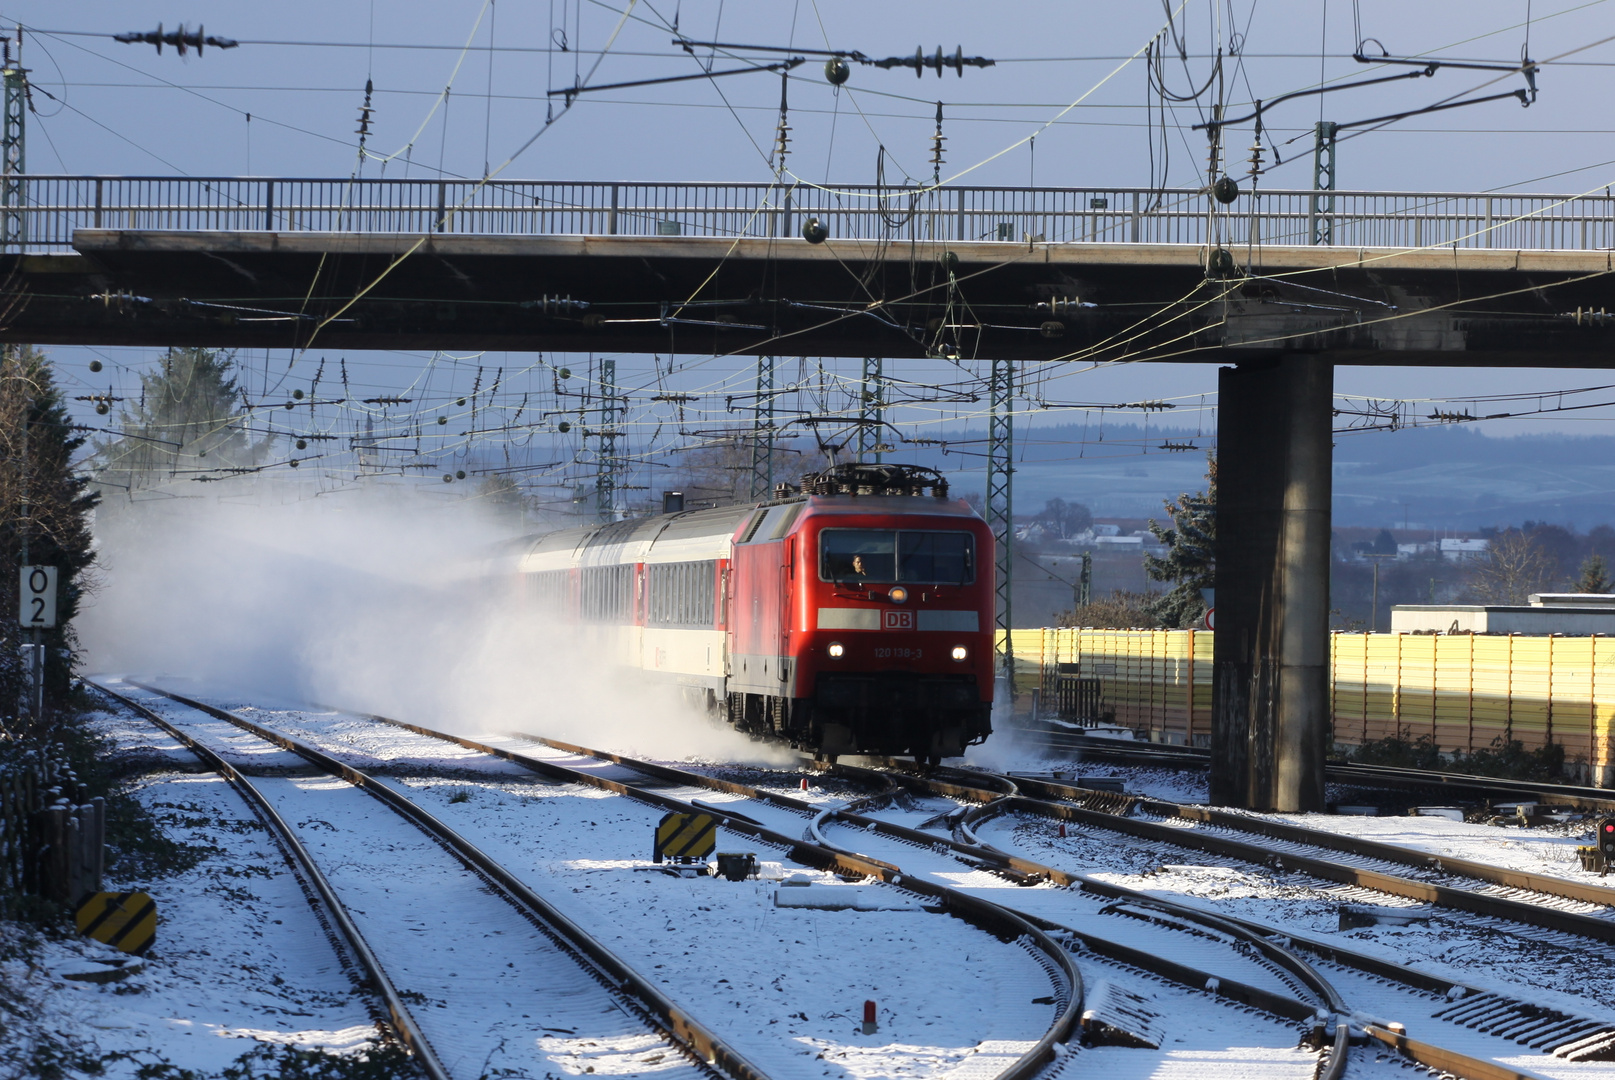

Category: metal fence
[1, 744, 105, 908]
[1008, 627, 1615, 785]
[6, 175, 1615, 253]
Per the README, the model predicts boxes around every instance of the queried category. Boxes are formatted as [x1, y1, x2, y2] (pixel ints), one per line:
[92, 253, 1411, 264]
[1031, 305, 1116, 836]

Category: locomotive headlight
[828, 641, 845, 658]
[888, 586, 909, 604]
[951, 645, 968, 662]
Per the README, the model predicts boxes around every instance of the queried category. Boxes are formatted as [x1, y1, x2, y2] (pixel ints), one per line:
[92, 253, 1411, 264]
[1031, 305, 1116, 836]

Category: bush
[1451, 737, 1565, 781]
[1343, 733, 1445, 770]
[1058, 590, 1164, 629]
[1342, 731, 1566, 781]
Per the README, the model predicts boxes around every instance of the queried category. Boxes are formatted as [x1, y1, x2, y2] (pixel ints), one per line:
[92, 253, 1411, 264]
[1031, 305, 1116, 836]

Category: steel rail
[372, 723, 1350, 1065]
[331, 716, 1087, 1080]
[877, 758, 1615, 944]
[497, 736, 1339, 1020]
[1362, 1027, 1561, 1080]
[314, 708, 1606, 1077]
[500, 736, 1359, 1076]
[1010, 772, 1615, 910]
[88, 680, 453, 1080]
[1326, 762, 1615, 814]
[127, 684, 762, 1080]
[840, 759, 1602, 1078]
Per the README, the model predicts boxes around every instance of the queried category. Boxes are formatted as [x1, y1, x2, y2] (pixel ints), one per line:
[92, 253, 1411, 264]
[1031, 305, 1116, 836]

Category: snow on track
[10, 705, 377, 1078]
[984, 810, 1615, 1018]
[134, 683, 1071, 1080]
[114, 681, 714, 1080]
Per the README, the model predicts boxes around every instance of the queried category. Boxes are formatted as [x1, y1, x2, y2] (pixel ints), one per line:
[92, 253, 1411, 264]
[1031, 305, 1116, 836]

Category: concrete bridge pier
[1211, 355, 1334, 812]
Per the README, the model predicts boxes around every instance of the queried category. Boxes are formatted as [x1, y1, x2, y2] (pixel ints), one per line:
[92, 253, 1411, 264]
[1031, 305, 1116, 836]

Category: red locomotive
[516, 463, 994, 760]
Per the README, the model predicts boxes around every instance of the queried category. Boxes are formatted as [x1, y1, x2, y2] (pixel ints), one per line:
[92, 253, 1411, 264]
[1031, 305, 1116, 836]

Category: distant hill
[901, 422, 1615, 530]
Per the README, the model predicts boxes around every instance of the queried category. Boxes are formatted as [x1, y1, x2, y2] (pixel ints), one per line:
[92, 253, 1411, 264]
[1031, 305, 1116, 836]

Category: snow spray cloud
[961, 679, 1053, 773]
[81, 484, 796, 764]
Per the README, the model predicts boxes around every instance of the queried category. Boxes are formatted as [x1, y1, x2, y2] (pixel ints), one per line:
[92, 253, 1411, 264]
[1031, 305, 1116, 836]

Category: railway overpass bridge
[9, 175, 1615, 812]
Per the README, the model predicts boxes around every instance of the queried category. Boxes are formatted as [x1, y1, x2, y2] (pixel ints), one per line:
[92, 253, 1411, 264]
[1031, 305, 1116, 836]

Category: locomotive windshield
[819, 529, 975, 584]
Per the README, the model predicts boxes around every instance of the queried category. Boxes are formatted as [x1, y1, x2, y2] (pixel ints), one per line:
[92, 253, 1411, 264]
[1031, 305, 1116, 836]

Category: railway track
[123, 686, 1356, 1078]
[306, 695, 1615, 1077]
[866, 757, 1615, 949]
[107, 682, 1088, 1080]
[826, 757, 1615, 1071]
[359, 719, 1357, 1078]
[107, 682, 1615, 1078]
[1021, 724, 1615, 814]
[91, 679, 759, 1080]
[299, 699, 1615, 1079]
[499, 732, 1615, 1079]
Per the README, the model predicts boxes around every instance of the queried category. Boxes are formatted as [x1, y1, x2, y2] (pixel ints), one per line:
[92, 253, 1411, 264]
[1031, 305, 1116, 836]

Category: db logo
[883, 610, 914, 630]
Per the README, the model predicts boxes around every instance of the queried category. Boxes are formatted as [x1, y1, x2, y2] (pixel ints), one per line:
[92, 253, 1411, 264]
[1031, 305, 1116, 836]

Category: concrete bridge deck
[11, 229, 1615, 362]
[3, 176, 1613, 360]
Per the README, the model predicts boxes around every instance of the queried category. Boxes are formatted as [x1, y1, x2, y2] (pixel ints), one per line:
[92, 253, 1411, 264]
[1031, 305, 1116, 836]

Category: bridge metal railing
[7, 175, 1615, 253]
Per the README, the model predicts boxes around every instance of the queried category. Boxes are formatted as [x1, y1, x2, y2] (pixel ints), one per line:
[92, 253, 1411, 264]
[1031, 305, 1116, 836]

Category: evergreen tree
[1143, 453, 1216, 628]
[1, 346, 99, 725]
[1575, 553, 1611, 594]
[95, 347, 251, 493]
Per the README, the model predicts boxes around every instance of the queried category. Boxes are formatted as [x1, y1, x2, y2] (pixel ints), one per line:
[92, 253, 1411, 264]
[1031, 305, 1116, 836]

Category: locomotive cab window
[819, 530, 974, 584]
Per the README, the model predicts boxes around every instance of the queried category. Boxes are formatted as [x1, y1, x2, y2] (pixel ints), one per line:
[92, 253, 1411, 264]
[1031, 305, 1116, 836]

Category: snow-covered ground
[975, 746, 1607, 889]
[33, 681, 1079, 1080]
[3, 708, 379, 1077]
[33, 677, 1613, 1080]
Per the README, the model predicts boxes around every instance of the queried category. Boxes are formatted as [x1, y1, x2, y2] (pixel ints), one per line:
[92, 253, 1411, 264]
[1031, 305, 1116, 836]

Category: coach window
[648, 560, 717, 628]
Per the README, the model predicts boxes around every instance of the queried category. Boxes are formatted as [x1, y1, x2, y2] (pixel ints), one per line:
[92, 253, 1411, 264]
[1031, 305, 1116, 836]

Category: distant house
[1439, 537, 1490, 561]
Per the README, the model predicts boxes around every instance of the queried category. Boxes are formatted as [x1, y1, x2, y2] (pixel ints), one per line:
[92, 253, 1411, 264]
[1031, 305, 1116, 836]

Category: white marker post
[18, 565, 56, 719]
[19, 565, 58, 629]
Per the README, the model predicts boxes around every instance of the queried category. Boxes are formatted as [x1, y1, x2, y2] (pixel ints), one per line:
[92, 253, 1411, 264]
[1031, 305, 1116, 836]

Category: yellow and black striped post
[654, 812, 716, 863]
[75, 891, 157, 954]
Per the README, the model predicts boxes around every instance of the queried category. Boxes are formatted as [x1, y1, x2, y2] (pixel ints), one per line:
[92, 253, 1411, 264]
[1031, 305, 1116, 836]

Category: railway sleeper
[1430, 993, 1615, 1058]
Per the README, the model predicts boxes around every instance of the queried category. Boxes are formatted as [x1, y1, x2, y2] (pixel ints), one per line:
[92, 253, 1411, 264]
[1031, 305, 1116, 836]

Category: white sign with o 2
[19, 566, 58, 629]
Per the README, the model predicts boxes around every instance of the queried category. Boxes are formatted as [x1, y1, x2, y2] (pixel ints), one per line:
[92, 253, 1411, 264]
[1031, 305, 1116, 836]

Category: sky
[11, 0, 1615, 508]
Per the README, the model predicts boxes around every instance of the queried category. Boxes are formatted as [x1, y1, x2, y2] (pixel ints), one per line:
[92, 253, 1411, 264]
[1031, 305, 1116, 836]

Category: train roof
[517, 502, 758, 571]
[513, 476, 983, 574]
[798, 495, 982, 520]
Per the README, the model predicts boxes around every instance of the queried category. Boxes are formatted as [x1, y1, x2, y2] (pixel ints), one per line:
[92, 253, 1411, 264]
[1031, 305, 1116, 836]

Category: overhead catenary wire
[28, 2, 1615, 493]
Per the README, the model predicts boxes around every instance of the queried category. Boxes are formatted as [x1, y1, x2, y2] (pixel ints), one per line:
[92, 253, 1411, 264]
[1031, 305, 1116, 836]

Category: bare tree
[1058, 590, 1164, 629]
[1467, 531, 1558, 604]
[675, 436, 829, 508]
